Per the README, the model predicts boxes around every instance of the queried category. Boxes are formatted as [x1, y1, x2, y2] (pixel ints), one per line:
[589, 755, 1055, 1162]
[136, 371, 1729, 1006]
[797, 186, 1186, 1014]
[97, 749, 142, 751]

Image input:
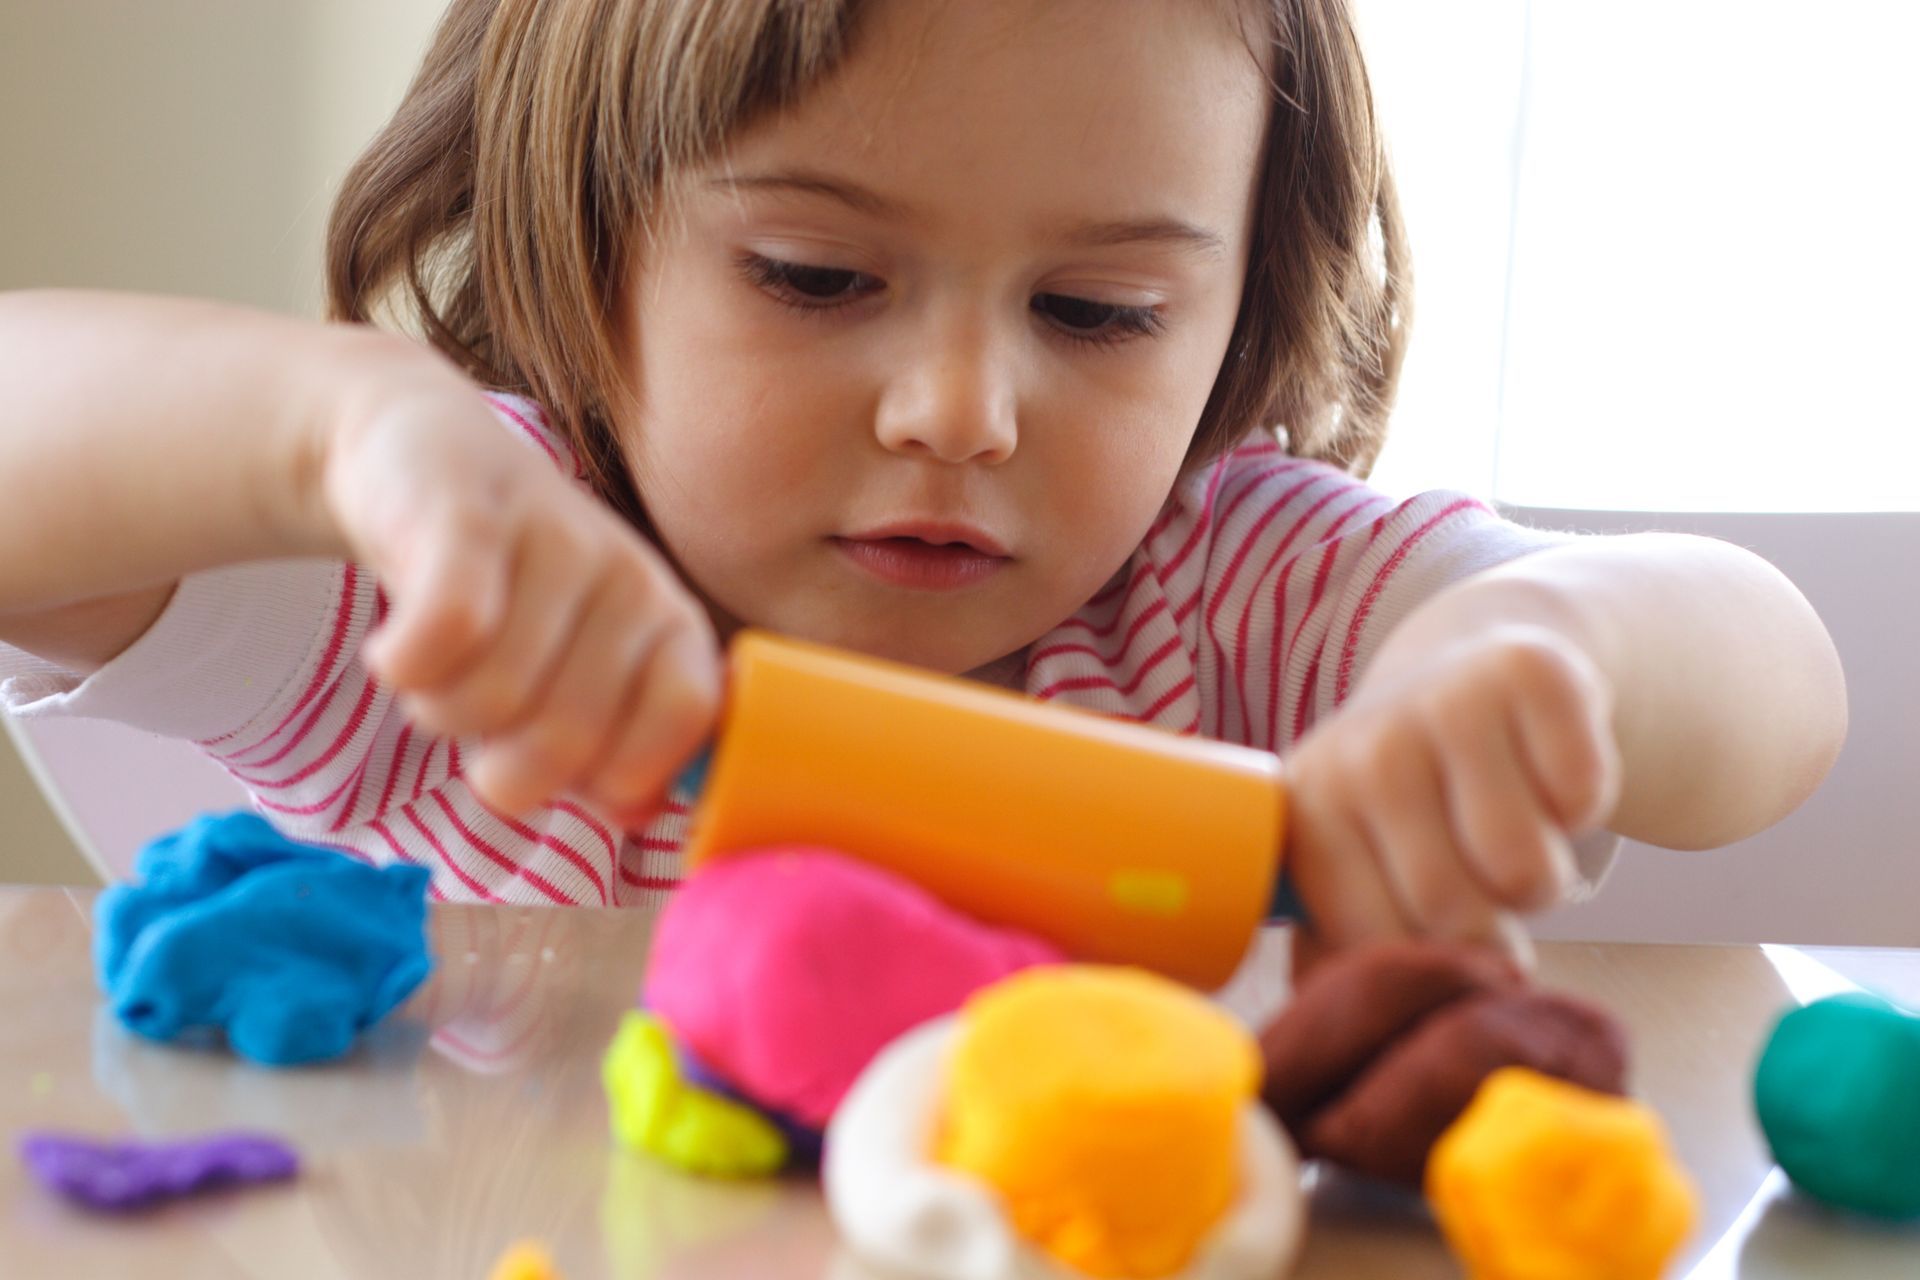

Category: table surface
[3, 887, 1918, 1280]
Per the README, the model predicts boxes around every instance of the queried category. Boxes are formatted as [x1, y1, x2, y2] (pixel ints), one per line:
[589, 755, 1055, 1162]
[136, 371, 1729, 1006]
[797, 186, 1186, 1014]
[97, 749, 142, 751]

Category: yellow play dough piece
[1426, 1066, 1698, 1280]
[487, 1238, 563, 1280]
[935, 965, 1260, 1278]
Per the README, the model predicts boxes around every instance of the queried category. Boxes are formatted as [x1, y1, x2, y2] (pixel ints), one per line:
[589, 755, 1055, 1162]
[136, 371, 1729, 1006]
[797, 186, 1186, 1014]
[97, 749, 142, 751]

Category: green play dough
[1754, 993, 1920, 1218]
[602, 1011, 789, 1177]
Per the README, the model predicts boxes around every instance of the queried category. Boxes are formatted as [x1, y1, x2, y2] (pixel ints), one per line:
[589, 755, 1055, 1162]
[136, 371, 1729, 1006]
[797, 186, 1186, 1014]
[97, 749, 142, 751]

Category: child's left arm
[1285, 531, 1847, 954]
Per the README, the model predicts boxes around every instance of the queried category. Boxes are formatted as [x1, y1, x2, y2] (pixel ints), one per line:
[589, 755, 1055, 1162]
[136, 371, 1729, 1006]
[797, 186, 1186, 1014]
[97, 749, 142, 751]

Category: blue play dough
[675, 743, 713, 799]
[96, 812, 433, 1066]
[1266, 869, 1309, 924]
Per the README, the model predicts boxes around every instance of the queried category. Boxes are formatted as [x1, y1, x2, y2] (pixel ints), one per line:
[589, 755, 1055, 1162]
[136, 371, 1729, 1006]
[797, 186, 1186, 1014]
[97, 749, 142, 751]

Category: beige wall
[0, 1, 447, 882]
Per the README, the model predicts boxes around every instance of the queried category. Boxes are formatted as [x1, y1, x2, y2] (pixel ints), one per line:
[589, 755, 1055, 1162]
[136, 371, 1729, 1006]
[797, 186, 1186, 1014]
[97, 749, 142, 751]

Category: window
[1361, 2, 1920, 512]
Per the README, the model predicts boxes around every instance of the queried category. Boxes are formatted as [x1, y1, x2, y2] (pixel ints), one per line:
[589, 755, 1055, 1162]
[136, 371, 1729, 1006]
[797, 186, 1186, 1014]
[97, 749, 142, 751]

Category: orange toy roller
[681, 630, 1286, 988]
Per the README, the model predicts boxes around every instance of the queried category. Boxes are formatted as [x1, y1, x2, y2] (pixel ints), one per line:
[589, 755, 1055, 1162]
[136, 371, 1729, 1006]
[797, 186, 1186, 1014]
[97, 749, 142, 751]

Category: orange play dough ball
[934, 965, 1260, 1278]
[1426, 1067, 1698, 1280]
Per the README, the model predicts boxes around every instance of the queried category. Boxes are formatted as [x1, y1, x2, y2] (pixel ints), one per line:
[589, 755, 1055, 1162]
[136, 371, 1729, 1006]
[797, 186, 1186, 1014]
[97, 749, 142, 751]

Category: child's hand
[316, 338, 721, 824]
[1283, 624, 1621, 962]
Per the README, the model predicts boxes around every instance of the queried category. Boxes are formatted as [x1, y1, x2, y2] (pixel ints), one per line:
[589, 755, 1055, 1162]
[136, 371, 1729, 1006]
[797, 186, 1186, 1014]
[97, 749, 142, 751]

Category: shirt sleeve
[1166, 442, 1570, 748]
[1172, 440, 1620, 893]
[0, 558, 347, 741]
[0, 392, 628, 905]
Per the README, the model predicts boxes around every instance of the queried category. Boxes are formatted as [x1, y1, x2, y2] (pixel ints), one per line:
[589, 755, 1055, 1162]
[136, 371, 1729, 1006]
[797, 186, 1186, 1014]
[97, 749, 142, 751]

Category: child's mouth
[831, 536, 1010, 591]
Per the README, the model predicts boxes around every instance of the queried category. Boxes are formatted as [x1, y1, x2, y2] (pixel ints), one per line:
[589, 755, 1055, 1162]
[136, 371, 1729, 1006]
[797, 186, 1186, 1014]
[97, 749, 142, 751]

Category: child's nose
[872, 317, 1018, 465]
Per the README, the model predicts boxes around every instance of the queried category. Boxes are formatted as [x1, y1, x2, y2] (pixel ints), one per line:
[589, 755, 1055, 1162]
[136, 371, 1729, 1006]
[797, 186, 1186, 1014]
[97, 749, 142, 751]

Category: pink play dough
[643, 848, 1064, 1129]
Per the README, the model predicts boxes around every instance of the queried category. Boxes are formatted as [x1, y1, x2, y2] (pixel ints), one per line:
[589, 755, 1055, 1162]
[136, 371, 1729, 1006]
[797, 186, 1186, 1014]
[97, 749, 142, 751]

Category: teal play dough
[1754, 993, 1920, 1218]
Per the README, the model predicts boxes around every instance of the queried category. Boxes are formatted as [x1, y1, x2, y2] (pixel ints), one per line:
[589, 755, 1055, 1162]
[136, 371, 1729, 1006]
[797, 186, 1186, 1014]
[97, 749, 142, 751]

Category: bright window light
[1360, 2, 1920, 513]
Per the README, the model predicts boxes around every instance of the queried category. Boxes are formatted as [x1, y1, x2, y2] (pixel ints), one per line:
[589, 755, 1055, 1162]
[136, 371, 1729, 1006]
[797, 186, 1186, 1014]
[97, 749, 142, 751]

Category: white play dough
[823, 1017, 1306, 1280]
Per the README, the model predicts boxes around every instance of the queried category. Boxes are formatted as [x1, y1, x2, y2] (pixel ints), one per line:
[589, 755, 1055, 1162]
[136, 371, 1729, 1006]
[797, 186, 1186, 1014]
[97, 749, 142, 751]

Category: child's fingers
[364, 510, 509, 690]
[1505, 643, 1622, 833]
[1438, 702, 1579, 911]
[583, 667, 674, 830]
[581, 615, 721, 822]
[1285, 754, 1414, 950]
[1289, 906, 1534, 986]
[1491, 912, 1537, 973]
[1350, 727, 1507, 943]
[462, 570, 652, 815]
[402, 522, 599, 738]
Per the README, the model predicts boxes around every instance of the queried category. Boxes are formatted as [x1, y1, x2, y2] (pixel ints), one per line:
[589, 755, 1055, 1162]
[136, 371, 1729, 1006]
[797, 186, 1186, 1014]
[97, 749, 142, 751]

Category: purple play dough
[20, 1131, 298, 1211]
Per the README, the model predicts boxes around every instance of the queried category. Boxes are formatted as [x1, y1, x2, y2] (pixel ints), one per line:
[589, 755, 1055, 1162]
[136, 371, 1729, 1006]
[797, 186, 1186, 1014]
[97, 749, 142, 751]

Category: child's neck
[964, 646, 1032, 692]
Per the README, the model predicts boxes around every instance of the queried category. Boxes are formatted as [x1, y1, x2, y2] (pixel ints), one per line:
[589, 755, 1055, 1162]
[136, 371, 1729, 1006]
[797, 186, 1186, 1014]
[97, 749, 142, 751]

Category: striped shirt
[2, 393, 1592, 907]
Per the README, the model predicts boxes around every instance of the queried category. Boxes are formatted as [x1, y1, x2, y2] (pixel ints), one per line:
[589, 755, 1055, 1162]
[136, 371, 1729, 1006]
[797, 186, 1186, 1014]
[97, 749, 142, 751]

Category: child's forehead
[694, 0, 1271, 240]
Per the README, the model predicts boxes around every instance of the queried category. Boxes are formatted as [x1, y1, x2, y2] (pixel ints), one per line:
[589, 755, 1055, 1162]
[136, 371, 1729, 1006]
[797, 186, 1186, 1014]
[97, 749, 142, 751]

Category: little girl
[0, 0, 1845, 956]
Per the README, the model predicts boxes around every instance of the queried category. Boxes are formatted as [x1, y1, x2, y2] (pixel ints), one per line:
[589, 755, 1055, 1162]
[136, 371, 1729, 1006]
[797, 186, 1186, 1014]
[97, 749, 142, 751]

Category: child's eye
[736, 252, 880, 310]
[1032, 293, 1166, 348]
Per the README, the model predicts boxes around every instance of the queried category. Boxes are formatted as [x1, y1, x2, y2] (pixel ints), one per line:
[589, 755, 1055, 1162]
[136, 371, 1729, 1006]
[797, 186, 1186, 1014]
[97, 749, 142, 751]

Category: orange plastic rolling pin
[680, 630, 1286, 988]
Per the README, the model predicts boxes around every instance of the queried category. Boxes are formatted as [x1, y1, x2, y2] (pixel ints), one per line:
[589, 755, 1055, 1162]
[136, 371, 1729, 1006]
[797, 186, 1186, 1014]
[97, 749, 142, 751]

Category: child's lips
[831, 536, 1010, 591]
[840, 520, 1011, 559]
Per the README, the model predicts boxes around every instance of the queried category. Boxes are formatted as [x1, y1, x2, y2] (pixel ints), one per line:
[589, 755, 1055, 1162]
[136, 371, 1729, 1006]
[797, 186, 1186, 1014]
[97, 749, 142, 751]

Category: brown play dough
[1258, 940, 1629, 1187]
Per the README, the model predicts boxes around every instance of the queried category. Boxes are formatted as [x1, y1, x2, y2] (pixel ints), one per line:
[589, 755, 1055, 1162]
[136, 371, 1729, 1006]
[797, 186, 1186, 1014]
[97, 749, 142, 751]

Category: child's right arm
[0, 289, 720, 824]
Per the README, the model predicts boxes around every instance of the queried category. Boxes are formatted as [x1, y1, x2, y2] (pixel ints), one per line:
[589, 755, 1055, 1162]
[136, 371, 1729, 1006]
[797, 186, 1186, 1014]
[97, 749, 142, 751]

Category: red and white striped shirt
[2, 394, 1593, 907]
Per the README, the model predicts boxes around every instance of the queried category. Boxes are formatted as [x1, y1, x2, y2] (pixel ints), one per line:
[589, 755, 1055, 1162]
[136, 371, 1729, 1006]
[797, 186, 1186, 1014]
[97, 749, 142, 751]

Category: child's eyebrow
[707, 169, 1226, 261]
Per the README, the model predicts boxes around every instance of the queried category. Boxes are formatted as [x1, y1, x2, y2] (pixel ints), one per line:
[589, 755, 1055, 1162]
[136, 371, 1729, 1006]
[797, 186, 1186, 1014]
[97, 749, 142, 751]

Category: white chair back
[3, 714, 249, 883]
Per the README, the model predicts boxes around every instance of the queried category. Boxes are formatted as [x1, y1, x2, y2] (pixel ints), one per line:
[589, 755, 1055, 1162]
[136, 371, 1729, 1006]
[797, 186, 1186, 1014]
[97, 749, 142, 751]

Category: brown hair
[326, 0, 1408, 525]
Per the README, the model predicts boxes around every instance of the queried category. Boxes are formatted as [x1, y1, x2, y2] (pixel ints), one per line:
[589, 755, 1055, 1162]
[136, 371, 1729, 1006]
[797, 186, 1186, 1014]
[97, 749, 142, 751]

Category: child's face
[614, 0, 1269, 676]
